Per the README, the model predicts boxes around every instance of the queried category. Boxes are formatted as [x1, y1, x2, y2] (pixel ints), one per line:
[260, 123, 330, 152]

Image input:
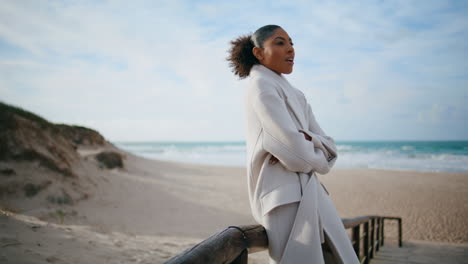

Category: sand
[1, 146, 467, 263]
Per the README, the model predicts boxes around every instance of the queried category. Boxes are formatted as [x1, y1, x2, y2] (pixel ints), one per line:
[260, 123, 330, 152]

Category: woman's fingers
[299, 130, 312, 141]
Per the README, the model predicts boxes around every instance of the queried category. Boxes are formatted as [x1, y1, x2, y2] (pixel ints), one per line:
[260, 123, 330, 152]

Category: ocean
[114, 141, 468, 173]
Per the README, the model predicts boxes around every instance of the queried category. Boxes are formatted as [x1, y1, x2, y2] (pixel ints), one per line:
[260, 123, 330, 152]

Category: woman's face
[253, 28, 295, 75]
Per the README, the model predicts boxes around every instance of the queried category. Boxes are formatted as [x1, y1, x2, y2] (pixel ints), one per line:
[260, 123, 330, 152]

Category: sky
[1, 0, 467, 142]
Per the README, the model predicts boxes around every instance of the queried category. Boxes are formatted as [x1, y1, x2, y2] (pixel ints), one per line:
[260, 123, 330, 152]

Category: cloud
[0, 0, 247, 140]
[0, 0, 467, 141]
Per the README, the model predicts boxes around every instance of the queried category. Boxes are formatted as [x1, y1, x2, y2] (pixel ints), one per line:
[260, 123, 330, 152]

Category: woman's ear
[252, 46, 263, 62]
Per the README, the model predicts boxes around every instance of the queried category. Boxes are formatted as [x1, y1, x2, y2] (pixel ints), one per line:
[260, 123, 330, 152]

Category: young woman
[227, 25, 360, 264]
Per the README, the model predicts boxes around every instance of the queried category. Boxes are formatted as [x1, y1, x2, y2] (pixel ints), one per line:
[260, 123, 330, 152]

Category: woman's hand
[269, 130, 312, 165]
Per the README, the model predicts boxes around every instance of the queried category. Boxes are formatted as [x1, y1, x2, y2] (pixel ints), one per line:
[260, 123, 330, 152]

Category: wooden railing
[165, 215, 402, 264]
[344, 216, 402, 264]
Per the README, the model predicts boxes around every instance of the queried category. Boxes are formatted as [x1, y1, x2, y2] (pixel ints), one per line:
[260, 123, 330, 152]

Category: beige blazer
[244, 64, 359, 263]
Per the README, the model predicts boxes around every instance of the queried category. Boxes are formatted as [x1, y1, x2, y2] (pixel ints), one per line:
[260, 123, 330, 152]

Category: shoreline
[114, 140, 468, 174]
[121, 153, 468, 175]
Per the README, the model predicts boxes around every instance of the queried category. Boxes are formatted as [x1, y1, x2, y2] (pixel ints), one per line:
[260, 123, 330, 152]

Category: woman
[227, 25, 360, 264]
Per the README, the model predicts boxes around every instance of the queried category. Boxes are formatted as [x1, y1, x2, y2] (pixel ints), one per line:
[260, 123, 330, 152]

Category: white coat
[244, 64, 359, 263]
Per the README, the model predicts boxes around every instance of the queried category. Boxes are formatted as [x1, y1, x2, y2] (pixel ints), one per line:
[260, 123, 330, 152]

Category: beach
[2, 0, 468, 262]
[1, 143, 467, 263]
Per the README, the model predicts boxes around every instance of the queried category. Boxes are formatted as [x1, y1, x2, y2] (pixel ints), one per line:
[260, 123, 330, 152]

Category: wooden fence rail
[165, 215, 402, 264]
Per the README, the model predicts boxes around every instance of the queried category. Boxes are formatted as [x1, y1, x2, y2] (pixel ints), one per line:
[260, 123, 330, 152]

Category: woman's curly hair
[226, 34, 258, 79]
[227, 25, 281, 79]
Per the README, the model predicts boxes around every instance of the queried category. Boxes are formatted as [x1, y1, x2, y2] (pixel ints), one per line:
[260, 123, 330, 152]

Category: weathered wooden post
[398, 217, 403, 247]
[352, 225, 360, 260]
[376, 217, 381, 251]
[165, 225, 267, 264]
[370, 218, 375, 258]
[231, 249, 248, 264]
[381, 218, 385, 246]
[363, 220, 370, 264]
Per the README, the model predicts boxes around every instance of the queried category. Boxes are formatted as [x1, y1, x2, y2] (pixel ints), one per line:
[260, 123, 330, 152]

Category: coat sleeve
[299, 103, 338, 171]
[252, 84, 332, 174]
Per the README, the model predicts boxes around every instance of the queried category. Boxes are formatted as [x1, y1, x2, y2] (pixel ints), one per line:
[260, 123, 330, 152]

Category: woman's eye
[275, 41, 293, 46]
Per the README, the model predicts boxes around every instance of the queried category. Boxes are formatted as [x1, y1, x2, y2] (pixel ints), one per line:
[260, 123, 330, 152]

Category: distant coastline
[115, 140, 468, 173]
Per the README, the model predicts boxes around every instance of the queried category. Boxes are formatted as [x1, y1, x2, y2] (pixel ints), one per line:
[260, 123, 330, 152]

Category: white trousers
[264, 202, 339, 264]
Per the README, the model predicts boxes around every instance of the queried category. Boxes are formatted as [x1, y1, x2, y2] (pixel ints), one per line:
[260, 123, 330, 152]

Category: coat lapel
[282, 84, 308, 130]
[251, 64, 308, 130]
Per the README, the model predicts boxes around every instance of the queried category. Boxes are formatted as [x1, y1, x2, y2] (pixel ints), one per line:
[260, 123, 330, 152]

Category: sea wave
[335, 151, 468, 172]
[401, 145, 414, 151]
[336, 145, 354, 151]
[115, 141, 468, 172]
